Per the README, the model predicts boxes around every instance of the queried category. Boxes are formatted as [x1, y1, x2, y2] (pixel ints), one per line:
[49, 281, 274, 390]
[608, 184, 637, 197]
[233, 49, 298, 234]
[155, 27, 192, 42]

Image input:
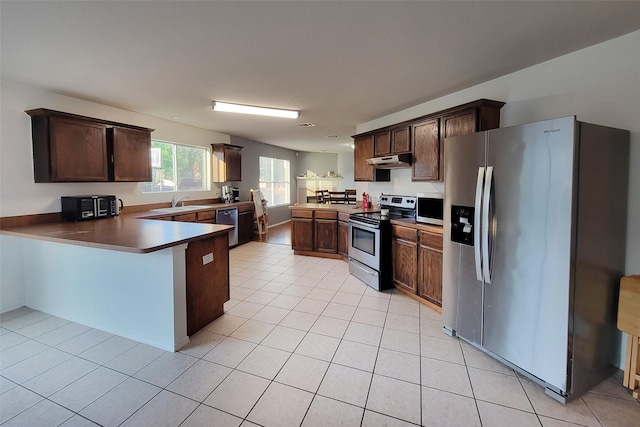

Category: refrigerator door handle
[474, 167, 484, 281]
[482, 166, 494, 284]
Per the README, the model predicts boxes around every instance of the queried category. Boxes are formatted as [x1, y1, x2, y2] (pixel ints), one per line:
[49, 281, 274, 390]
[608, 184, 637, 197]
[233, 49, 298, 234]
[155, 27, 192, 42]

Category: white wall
[296, 152, 338, 178]
[0, 81, 230, 217]
[337, 152, 356, 192]
[0, 81, 233, 312]
[357, 30, 640, 276]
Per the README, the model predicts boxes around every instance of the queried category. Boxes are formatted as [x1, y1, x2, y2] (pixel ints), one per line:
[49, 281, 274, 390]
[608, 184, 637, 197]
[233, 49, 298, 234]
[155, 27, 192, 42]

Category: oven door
[348, 221, 381, 270]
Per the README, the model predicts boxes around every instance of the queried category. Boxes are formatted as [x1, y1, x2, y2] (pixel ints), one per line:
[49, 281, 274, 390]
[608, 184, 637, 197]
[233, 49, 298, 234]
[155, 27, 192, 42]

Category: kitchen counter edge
[0, 213, 234, 254]
[390, 218, 444, 234]
[289, 203, 371, 214]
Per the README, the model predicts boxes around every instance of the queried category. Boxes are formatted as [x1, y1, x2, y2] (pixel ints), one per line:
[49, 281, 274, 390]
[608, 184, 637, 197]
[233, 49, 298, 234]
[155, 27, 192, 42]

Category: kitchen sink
[150, 205, 213, 213]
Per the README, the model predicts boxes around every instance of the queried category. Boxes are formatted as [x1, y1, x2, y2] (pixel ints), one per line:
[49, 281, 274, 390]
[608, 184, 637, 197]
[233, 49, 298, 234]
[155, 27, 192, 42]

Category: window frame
[142, 139, 211, 194]
[259, 156, 291, 207]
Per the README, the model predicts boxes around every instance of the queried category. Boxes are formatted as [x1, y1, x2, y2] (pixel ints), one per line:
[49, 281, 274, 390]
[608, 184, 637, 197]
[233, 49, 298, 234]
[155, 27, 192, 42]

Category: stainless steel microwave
[416, 192, 444, 225]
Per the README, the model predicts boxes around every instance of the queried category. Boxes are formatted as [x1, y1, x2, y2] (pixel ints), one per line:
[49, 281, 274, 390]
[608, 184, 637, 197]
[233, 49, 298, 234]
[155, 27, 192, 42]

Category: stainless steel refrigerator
[442, 116, 629, 402]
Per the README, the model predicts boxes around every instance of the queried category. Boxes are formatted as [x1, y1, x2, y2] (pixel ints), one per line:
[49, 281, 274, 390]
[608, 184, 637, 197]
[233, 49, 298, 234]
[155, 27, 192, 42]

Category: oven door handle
[349, 220, 379, 230]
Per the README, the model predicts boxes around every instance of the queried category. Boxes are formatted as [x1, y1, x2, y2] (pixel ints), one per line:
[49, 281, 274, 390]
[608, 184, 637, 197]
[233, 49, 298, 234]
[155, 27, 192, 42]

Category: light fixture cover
[212, 101, 299, 119]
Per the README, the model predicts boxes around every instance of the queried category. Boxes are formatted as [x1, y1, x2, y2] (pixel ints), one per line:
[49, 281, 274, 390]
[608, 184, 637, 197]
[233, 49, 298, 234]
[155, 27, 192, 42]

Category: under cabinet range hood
[365, 153, 412, 168]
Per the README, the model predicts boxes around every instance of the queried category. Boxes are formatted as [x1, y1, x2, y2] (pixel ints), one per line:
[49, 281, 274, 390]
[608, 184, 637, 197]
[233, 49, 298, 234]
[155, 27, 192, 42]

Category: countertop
[390, 218, 444, 234]
[133, 201, 253, 219]
[290, 203, 372, 214]
[0, 213, 233, 254]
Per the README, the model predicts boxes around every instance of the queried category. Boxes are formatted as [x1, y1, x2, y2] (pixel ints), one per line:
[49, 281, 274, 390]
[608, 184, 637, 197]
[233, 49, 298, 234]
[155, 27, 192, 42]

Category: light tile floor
[1, 241, 639, 426]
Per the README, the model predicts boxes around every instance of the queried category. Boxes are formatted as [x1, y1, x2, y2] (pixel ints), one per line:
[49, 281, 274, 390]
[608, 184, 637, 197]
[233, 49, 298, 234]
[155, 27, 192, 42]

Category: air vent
[298, 122, 315, 127]
[325, 135, 339, 138]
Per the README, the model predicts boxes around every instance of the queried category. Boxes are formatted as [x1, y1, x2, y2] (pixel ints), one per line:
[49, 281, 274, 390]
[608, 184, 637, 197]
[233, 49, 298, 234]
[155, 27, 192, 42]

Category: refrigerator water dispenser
[451, 205, 474, 246]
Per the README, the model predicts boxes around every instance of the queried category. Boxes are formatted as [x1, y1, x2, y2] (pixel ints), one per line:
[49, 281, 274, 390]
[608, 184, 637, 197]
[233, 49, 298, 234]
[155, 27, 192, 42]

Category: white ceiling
[2, 1, 640, 153]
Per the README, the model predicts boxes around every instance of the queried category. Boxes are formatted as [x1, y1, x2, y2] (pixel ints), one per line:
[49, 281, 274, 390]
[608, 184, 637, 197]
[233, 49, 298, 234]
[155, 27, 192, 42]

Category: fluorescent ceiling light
[212, 101, 299, 119]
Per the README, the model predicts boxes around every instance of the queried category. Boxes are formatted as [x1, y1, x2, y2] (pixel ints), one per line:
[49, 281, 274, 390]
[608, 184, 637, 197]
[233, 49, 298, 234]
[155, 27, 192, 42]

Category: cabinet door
[315, 219, 338, 254]
[412, 119, 440, 181]
[212, 144, 242, 182]
[112, 127, 152, 182]
[442, 110, 477, 139]
[392, 237, 418, 293]
[338, 220, 349, 257]
[238, 211, 254, 245]
[354, 135, 374, 181]
[291, 218, 314, 251]
[186, 235, 229, 335]
[49, 116, 108, 181]
[418, 245, 443, 306]
[440, 110, 478, 180]
[392, 126, 411, 154]
[374, 131, 391, 157]
[354, 135, 390, 182]
[225, 147, 242, 181]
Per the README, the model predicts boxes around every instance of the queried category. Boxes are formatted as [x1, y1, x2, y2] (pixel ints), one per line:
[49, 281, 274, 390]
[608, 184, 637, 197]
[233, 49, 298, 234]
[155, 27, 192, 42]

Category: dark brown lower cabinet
[292, 217, 314, 251]
[419, 244, 443, 306]
[392, 225, 418, 293]
[338, 218, 349, 257]
[417, 230, 444, 306]
[392, 224, 444, 308]
[315, 219, 337, 254]
[185, 233, 229, 336]
[238, 210, 254, 245]
[314, 211, 338, 254]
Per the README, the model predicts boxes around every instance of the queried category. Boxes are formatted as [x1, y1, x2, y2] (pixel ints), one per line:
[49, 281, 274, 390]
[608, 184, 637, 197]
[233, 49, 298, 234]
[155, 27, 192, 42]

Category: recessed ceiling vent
[325, 135, 339, 138]
[298, 122, 315, 127]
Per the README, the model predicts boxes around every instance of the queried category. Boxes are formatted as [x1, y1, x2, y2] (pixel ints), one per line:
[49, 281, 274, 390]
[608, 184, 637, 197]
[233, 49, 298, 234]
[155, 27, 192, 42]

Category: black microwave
[416, 192, 444, 225]
[61, 195, 117, 221]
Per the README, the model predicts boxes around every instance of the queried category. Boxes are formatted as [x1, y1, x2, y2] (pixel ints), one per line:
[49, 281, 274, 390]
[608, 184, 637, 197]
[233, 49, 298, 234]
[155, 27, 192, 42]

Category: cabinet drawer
[292, 209, 314, 219]
[420, 230, 443, 251]
[197, 210, 216, 221]
[315, 211, 337, 220]
[392, 225, 418, 242]
[173, 213, 197, 222]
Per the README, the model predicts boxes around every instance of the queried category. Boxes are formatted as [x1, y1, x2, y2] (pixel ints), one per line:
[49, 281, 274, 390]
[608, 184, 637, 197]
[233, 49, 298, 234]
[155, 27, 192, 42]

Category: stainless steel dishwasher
[216, 207, 238, 247]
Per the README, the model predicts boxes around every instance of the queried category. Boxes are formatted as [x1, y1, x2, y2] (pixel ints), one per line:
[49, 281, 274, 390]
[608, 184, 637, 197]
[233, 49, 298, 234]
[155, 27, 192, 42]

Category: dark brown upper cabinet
[374, 130, 391, 157]
[352, 99, 504, 183]
[373, 126, 411, 157]
[109, 127, 152, 182]
[412, 119, 440, 181]
[391, 126, 411, 154]
[211, 144, 242, 182]
[353, 134, 390, 182]
[26, 109, 153, 183]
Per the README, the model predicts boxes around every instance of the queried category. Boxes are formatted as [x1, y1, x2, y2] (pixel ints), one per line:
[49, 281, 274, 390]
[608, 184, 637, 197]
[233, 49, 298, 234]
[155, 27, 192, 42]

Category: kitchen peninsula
[0, 213, 233, 352]
[290, 203, 370, 259]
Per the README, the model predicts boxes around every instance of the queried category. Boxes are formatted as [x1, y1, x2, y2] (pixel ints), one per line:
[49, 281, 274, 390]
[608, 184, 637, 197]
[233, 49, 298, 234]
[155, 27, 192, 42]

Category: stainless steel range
[348, 195, 416, 291]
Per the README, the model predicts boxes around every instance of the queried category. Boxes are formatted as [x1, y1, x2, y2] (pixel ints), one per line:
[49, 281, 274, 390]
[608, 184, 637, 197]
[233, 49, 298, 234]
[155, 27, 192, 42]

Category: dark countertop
[0, 212, 233, 254]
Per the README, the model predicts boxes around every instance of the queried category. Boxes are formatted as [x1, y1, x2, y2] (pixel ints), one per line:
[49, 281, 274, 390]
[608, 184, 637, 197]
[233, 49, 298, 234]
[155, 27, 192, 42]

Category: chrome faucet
[171, 195, 189, 207]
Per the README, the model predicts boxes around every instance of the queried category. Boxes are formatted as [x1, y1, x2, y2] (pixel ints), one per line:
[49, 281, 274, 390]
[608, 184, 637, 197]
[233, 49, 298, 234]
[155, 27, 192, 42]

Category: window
[142, 140, 209, 193]
[259, 156, 290, 207]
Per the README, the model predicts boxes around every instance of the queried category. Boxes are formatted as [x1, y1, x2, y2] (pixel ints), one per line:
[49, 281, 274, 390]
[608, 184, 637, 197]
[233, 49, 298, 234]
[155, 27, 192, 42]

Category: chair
[345, 189, 357, 204]
[315, 190, 329, 204]
[250, 189, 268, 239]
[328, 191, 346, 204]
